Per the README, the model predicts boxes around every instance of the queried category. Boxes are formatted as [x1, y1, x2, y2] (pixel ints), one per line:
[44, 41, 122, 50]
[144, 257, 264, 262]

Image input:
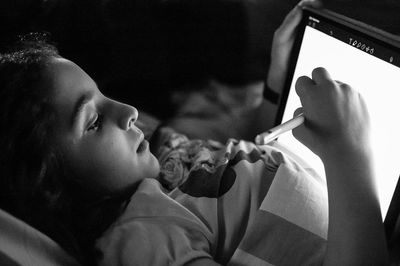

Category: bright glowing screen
[279, 21, 400, 218]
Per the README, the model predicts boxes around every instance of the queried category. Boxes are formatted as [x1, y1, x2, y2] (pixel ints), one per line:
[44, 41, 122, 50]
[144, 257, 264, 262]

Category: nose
[118, 103, 138, 130]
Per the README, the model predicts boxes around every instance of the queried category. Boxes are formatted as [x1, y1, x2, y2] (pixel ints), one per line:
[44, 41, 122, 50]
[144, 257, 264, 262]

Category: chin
[148, 154, 161, 178]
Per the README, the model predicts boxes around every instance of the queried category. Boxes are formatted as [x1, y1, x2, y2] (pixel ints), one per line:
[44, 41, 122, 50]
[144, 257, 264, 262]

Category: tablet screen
[277, 8, 400, 219]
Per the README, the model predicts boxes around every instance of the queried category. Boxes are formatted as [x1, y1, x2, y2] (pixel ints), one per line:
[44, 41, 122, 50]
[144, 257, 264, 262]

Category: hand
[267, 0, 322, 93]
[294, 68, 389, 266]
[292, 67, 371, 159]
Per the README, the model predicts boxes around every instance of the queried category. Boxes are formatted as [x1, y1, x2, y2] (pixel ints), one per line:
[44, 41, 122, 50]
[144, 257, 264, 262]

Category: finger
[278, 0, 323, 41]
[334, 80, 351, 90]
[275, 2, 304, 42]
[292, 117, 309, 144]
[292, 110, 320, 153]
[292, 107, 306, 141]
[295, 75, 315, 97]
[312, 67, 333, 84]
[293, 107, 304, 118]
[298, 0, 323, 9]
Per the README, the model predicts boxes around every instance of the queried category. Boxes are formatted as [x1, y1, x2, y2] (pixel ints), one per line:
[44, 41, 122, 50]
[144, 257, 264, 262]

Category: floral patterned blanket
[96, 128, 328, 265]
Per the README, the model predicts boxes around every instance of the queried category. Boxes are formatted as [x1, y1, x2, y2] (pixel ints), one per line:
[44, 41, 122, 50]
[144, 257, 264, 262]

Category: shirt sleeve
[96, 216, 213, 266]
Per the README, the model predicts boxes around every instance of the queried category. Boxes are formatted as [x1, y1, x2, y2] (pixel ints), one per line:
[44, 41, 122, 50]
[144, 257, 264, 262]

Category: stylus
[255, 113, 305, 145]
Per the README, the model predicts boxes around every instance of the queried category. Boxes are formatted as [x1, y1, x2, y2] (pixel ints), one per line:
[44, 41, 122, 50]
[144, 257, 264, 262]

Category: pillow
[0, 209, 79, 266]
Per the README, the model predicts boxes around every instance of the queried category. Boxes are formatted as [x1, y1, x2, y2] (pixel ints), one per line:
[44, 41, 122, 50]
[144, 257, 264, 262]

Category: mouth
[137, 136, 148, 153]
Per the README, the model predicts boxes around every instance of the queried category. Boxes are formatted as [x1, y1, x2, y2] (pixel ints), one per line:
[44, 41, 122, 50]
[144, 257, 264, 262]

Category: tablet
[274, 6, 400, 233]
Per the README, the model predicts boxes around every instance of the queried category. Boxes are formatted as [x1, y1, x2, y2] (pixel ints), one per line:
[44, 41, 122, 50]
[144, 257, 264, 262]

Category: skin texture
[267, 0, 322, 93]
[293, 67, 388, 266]
[48, 57, 160, 197]
[188, 0, 389, 264]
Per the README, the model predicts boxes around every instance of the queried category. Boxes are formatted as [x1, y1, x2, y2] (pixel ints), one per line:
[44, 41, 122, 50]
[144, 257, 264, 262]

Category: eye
[87, 114, 103, 132]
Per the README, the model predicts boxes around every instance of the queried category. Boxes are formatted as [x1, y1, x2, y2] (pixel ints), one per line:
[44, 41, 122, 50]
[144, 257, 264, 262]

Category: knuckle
[341, 83, 351, 91]
[327, 79, 338, 89]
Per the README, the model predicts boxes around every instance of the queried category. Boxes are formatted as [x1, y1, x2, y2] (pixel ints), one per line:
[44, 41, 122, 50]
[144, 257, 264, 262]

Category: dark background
[1, 0, 399, 119]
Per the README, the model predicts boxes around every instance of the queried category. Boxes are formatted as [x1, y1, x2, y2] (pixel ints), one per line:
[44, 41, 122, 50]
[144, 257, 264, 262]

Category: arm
[257, 0, 322, 133]
[293, 67, 389, 265]
[266, 0, 322, 93]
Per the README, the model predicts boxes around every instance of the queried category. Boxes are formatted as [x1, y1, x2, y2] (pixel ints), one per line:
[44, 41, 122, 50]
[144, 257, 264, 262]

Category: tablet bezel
[276, 6, 400, 125]
[275, 6, 400, 238]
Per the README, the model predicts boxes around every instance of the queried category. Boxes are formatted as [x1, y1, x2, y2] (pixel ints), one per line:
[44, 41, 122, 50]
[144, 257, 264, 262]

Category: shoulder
[96, 215, 213, 266]
[95, 179, 214, 266]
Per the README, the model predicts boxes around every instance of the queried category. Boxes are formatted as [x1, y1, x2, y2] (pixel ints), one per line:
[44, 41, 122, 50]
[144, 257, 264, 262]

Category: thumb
[276, 4, 302, 42]
[293, 107, 304, 117]
[292, 108, 318, 152]
[298, 0, 323, 9]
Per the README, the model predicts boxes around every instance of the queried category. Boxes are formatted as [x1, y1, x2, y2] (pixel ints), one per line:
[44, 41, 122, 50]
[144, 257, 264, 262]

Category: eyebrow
[70, 92, 95, 128]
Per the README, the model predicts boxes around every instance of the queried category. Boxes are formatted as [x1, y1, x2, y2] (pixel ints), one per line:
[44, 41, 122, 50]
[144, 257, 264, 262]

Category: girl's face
[49, 57, 160, 196]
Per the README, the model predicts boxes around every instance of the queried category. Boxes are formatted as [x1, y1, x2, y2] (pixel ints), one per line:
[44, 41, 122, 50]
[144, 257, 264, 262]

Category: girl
[0, 1, 388, 265]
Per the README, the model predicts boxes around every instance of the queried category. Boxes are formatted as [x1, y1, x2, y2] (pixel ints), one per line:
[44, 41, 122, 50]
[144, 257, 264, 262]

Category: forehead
[48, 57, 97, 98]
[47, 58, 99, 128]
[48, 58, 98, 108]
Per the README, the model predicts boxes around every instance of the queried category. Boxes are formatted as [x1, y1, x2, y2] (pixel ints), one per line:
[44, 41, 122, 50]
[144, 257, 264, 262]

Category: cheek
[61, 136, 134, 193]
[76, 140, 138, 193]
[59, 128, 157, 195]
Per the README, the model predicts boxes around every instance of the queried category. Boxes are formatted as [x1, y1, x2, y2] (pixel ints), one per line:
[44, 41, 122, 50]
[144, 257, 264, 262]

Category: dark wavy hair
[0, 33, 128, 265]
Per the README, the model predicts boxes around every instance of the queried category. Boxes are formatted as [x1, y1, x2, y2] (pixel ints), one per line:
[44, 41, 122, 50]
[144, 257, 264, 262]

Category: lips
[137, 138, 148, 153]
